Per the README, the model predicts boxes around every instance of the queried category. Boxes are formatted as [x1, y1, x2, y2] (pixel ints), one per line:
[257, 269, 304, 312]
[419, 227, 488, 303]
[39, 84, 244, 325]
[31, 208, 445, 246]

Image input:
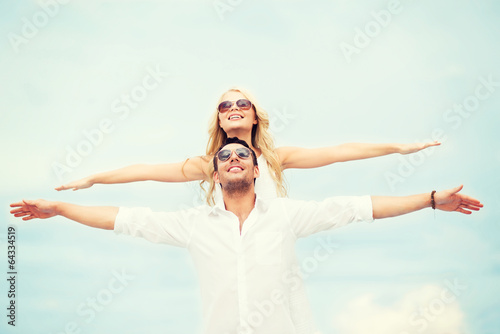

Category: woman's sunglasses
[218, 99, 253, 113]
[216, 147, 252, 162]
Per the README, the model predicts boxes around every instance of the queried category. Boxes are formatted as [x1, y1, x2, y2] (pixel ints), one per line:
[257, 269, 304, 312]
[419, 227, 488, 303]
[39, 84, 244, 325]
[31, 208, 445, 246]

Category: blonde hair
[201, 87, 287, 205]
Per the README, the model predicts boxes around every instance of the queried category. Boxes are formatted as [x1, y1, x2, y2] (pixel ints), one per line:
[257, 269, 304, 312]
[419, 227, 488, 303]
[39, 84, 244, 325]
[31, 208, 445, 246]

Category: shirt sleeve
[113, 206, 198, 248]
[284, 196, 373, 238]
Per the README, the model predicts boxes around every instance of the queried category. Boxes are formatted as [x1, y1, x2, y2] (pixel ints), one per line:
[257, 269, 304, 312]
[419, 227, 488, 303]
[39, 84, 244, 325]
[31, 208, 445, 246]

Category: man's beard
[223, 178, 253, 196]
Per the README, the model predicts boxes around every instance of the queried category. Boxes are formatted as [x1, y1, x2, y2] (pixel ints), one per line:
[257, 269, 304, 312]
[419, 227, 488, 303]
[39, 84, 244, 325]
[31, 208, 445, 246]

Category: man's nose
[229, 151, 240, 161]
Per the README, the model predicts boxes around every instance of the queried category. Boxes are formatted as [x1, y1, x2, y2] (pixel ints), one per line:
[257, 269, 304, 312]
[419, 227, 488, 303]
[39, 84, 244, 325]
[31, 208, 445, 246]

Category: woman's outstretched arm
[277, 141, 440, 170]
[55, 156, 210, 191]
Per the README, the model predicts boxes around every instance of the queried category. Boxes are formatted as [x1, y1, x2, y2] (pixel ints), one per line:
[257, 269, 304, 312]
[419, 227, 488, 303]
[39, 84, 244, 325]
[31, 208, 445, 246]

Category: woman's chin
[222, 124, 253, 136]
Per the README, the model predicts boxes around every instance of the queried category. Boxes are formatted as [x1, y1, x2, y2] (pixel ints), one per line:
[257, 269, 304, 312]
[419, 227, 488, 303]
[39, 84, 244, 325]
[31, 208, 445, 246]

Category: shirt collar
[209, 194, 269, 216]
[254, 195, 270, 212]
[209, 198, 227, 216]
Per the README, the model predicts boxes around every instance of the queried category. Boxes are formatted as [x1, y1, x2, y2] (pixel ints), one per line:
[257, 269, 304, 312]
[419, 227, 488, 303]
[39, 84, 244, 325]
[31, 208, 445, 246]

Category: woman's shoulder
[183, 155, 213, 181]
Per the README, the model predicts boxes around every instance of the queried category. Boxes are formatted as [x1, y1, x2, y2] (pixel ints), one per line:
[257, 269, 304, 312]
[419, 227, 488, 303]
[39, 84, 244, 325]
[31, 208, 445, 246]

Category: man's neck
[222, 189, 256, 233]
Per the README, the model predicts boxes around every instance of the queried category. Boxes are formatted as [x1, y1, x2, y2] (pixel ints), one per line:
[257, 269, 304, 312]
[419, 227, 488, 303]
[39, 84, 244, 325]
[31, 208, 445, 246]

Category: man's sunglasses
[216, 147, 252, 162]
[218, 99, 253, 113]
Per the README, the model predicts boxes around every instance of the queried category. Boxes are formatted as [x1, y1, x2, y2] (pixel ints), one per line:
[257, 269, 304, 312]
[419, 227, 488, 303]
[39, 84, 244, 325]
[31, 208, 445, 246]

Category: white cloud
[332, 284, 467, 334]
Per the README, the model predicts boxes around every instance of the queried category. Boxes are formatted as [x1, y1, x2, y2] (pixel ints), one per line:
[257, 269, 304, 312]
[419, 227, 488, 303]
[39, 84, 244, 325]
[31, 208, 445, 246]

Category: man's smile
[227, 165, 244, 172]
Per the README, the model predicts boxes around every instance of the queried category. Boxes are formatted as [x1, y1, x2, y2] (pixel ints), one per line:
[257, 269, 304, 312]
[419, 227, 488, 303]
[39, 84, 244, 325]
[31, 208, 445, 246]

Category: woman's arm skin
[55, 156, 210, 191]
[9, 200, 118, 230]
[277, 142, 440, 170]
[371, 185, 483, 219]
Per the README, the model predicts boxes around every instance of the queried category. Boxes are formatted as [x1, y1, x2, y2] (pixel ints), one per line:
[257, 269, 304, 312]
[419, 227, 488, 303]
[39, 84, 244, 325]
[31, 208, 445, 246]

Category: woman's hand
[399, 141, 441, 154]
[55, 177, 94, 191]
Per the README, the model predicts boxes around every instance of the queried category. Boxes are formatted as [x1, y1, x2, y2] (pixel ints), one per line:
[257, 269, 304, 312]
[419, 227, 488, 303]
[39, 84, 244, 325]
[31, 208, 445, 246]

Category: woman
[56, 87, 439, 205]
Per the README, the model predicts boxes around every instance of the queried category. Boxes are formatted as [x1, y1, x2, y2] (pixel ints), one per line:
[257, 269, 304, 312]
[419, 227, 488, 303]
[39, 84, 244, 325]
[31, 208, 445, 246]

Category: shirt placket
[233, 215, 249, 332]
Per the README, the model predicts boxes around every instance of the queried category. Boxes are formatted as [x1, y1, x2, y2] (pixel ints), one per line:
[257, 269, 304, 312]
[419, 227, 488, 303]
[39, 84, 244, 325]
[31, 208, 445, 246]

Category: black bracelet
[431, 190, 436, 210]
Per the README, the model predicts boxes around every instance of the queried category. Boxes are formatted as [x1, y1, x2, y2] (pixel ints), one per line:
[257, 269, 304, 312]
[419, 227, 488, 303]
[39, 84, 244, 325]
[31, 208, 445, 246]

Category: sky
[0, 0, 499, 333]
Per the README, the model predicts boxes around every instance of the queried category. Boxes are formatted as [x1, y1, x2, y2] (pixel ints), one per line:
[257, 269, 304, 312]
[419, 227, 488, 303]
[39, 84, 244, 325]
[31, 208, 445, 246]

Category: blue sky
[1, 0, 499, 333]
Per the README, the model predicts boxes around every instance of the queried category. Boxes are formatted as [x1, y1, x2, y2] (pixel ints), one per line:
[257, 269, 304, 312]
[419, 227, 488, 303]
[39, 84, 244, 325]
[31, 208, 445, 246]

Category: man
[10, 138, 482, 334]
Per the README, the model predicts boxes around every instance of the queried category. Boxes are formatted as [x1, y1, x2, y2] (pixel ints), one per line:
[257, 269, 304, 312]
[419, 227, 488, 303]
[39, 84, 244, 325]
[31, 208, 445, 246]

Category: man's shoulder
[265, 195, 371, 208]
[178, 204, 212, 214]
[121, 204, 212, 216]
[256, 196, 299, 212]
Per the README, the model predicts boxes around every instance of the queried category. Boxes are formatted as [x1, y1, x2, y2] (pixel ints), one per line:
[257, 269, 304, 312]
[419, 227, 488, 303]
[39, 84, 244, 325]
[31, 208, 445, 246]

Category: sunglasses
[216, 147, 252, 162]
[218, 99, 253, 113]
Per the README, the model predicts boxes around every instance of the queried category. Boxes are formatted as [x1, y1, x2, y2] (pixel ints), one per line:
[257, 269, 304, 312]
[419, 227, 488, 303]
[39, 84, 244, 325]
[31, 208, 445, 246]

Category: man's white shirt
[114, 196, 373, 334]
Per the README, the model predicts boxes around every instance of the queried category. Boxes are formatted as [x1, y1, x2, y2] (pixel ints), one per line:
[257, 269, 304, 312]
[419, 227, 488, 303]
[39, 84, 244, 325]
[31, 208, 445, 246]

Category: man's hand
[55, 177, 94, 191]
[372, 184, 483, 219]
[10, 199, 117, 229]
[10, 200, 59, 221]
[434, 185, 483, 214]
[399, 141, 441, 154]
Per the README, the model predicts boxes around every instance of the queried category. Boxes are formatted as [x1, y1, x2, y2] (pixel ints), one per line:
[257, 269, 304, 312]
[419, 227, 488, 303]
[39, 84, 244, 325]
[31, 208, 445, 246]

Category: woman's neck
[226, 131, 261, 156]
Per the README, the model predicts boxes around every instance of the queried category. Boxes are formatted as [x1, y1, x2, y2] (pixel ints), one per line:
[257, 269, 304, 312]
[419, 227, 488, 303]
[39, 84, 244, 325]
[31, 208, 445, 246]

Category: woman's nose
[230, 102, 240, 111]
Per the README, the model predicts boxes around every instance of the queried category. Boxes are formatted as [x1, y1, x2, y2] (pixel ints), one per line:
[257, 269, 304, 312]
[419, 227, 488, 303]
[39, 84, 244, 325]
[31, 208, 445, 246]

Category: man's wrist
[421, 192, 432, 209]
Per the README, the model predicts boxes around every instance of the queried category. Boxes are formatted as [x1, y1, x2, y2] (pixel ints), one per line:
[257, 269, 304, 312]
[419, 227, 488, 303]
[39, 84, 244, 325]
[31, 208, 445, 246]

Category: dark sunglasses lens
[218, 101, 233, 112]
[217, 149, 231, 161]
[236, 148, 251, 159]
[236, 99, 252, 110]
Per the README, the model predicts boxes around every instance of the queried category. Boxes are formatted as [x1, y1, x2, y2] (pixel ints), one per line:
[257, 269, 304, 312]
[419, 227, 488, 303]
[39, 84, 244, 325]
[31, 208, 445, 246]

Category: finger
[10, 208, 25, 214]
[461, 196, 482, 205]
[22, 215, 35, 221]
[425, 141, 441, 148]
[460, 203, 481, 211]
[10, 202, 24, 208]
[462, 201, 483, 208]
[450, 185, 464, 195]
[22, 199, 36, 206]
[456, 208, 471, 215]
[467, 204, 482, 210]
[54, 185, 65, 191]
[14, 212, 30, 217]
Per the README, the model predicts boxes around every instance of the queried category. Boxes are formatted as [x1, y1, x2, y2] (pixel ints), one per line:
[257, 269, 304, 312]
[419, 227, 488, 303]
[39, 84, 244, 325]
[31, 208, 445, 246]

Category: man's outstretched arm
[371, 185, 483, 219]
[9, 199, 118, 230]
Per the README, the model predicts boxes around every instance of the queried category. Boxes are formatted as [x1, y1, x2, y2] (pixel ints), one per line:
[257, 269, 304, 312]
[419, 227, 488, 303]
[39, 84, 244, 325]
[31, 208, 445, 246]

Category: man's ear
[213, 171, 220, 184]
[253, 165, 260, 179]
